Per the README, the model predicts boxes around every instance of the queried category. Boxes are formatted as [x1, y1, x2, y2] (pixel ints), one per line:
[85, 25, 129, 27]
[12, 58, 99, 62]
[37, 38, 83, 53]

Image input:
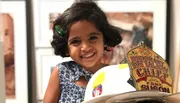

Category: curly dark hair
[51, 0, 122, 57]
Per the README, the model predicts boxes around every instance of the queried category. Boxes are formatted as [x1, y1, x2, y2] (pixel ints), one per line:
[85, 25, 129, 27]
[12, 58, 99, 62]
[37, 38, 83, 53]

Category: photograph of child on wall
[2, 13, 15, 99]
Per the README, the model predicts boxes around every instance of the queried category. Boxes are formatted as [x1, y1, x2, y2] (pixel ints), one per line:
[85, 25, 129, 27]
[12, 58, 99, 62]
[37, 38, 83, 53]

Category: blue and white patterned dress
[57, 61, 93, 103]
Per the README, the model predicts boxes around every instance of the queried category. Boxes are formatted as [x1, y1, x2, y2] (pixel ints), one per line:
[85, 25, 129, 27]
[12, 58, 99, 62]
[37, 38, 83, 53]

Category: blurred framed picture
[33, 1, 73, 47]
[36, 48, 72, 100]
[96, 0, 168, 64]
[1, 1, 28, 103]
[36, 48, 60, 99]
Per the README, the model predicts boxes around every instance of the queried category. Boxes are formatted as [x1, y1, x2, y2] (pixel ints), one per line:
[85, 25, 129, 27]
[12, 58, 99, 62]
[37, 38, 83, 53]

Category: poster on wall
[2, 13, 15, 99]
[1, 1, 28, 103]
[106, 12, 153, 64]
[99, 0, 167, 64]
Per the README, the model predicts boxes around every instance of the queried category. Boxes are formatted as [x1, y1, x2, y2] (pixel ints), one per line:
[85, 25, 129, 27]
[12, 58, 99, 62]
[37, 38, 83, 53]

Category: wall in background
[170, 0, 180, 93]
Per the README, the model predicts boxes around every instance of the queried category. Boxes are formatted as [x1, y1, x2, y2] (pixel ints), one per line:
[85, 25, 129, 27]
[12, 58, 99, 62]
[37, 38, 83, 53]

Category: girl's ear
[65, 48, 70, 56]
[104, 45, 114, 52]
[101, 49, 113, 65]
[65, 52, 70, 56]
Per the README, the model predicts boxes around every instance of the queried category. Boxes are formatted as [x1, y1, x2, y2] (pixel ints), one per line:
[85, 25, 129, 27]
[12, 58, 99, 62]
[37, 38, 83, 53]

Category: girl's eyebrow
[89, 32, 101, 36]
[68, 36, 79, 43]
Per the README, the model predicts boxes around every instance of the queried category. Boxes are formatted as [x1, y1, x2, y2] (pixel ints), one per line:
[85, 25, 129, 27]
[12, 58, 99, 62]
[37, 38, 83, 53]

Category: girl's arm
[43, 66, 60, 103]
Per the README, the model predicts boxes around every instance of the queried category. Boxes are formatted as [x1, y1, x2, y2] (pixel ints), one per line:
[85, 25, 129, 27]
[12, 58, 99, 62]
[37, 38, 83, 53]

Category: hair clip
[55, 25, 65, 37]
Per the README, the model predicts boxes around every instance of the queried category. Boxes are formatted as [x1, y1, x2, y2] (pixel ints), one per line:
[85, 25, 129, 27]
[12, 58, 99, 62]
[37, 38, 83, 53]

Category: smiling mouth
[81, 52, 95, 59]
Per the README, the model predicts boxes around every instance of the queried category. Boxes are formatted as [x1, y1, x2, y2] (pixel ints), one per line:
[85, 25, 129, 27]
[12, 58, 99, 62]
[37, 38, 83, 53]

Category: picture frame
[33, 0, 73, 47]
[34, 0, 168, 60]
[0, 1, 6, 101]
[1, 1, 28, 103]
[36, 48, 72, 100]
[0, 39, 6, 103]
[0, 43, 6, 103]
[102, 0, 168, 60]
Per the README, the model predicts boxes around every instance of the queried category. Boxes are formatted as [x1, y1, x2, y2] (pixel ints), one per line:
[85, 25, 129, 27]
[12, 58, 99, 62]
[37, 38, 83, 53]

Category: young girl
[43, 0, 122, 103]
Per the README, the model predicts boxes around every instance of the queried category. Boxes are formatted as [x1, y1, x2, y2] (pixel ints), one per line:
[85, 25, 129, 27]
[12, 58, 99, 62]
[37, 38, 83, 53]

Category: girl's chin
[81, 62, 97, 69]
[80, 54, 96, 62]
[81, 62, 96, 68]
[80, 61, 103, 72]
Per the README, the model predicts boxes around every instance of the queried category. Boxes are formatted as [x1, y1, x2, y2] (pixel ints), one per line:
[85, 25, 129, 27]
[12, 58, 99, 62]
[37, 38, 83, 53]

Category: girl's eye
[70, 39, 81, 45]
[89, 36, 98, 41]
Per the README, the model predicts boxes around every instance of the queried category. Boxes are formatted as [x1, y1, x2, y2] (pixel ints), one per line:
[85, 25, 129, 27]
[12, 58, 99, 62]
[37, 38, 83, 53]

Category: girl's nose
[81, 42, 91, 52]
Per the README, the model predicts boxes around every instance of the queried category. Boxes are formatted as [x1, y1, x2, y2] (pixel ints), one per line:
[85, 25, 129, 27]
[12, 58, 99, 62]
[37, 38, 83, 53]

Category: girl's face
[68, 20, 104, 73]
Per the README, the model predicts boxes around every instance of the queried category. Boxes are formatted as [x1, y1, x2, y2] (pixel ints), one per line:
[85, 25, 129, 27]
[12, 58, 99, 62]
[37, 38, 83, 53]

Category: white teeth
[82, 53, 94, 58]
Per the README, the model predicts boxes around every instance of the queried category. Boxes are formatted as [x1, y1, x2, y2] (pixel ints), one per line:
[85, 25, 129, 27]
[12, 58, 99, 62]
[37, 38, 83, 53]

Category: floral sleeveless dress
[57, 61, 93, 103]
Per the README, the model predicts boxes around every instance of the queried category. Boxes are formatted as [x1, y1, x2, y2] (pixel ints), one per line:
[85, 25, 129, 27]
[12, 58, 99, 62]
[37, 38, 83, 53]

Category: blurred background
[0, 0, 179, 103]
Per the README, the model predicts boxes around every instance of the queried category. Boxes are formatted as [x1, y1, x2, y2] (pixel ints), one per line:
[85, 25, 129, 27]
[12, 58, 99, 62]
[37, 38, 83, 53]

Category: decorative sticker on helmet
[126, 43, 173, 94]
[92, 72, 105, 97]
